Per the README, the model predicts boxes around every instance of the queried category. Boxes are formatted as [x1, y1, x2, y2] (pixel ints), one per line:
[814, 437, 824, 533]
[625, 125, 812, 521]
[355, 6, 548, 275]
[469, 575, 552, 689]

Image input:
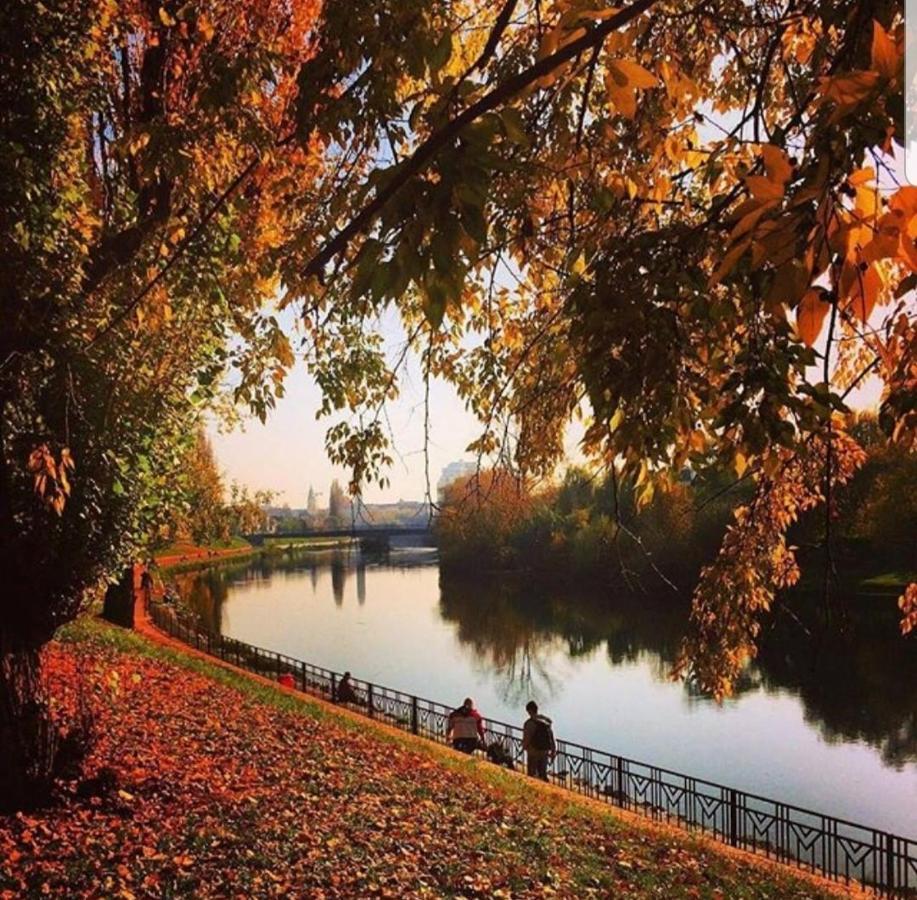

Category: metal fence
[148, 600, 916, 896]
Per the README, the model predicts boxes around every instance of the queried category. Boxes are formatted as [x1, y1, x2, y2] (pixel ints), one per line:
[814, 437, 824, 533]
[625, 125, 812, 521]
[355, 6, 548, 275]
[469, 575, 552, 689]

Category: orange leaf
[841, 263, 882, 322]
[871, 20, 899, 81]
[709, 237, 752, 286]
[796, 289, 831, 346]
[608, 59, 659, 89]
[819, 71, 880, 109]
[848, 167, 875, 187]
[745, 175, 784, 201]
[761, 145, 793, 186]
[767, 258, 810, 309]
[729, 199, 778, 242]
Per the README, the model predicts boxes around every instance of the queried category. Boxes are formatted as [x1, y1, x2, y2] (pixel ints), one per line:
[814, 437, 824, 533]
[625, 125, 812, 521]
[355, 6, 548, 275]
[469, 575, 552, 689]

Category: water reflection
[175, 548, 916, 769]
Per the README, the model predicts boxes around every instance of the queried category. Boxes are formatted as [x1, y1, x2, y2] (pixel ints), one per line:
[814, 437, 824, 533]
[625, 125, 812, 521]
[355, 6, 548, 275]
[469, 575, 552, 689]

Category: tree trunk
[0, 635, 56, 812]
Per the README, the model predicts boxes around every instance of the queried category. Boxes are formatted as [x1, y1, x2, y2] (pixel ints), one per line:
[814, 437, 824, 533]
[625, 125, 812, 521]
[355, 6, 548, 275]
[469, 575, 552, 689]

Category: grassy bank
[155, 535, 356, 575]
[0, 618, 850, 898]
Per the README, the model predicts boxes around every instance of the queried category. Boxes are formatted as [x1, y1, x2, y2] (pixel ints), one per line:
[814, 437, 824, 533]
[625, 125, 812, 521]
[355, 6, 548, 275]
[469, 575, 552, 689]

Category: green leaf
[423, 275, 449, 328]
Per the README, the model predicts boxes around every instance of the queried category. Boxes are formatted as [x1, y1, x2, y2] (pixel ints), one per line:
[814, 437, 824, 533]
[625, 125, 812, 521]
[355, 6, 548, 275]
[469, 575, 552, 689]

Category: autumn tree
[0, 0, 326, 808]
[275, 0, 915, 697]
[327, 479, 348, 528]
[437, 469, 539, 568]
[168, 430, 230, 546]
[226, 484, 275, 536]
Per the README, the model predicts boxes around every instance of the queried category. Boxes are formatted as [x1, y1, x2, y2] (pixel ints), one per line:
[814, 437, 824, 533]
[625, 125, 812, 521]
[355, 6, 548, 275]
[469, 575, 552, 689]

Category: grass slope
[0, 619, 845, 898]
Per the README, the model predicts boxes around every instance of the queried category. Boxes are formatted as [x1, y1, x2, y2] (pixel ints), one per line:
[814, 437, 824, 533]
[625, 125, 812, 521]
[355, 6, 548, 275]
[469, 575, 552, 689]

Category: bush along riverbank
[0, 617, 853, 899]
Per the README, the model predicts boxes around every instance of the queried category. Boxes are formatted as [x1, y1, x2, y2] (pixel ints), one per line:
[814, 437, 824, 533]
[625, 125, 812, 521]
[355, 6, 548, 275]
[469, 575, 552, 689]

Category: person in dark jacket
[337, 671, 358, 704]
[522, 700, 556, 780]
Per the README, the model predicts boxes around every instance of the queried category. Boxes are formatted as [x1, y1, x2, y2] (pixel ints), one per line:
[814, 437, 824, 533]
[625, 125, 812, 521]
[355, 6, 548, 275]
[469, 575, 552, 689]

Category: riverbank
[0, 618, 858, 898]
[155, 536, 356, 573]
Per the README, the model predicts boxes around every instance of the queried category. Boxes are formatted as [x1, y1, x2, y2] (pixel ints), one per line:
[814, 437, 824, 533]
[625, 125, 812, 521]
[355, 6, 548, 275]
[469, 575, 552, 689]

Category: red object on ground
[278, 673, 295, 689]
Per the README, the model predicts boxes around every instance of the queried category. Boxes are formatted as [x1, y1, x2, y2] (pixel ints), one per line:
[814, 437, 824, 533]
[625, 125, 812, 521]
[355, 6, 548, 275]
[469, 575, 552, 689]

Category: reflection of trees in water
[437, 578, 559, 705]
[440, 576, 687, 700]
[331, 555, 347, 606]
[173, 568, 229, 634]
[755, 605, 917, 767]
[438, 574, 917, 765]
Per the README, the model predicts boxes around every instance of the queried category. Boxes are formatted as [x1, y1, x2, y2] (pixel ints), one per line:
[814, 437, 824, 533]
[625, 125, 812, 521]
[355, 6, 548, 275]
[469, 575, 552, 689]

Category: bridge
[244, 526, 435, 547]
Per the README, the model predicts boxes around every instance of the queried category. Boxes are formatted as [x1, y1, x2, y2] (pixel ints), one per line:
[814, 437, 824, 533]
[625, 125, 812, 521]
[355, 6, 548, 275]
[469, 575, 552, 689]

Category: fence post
[885, 832, 896, 895]
[331, 673, 337, 702]
[616, 756, 625, 807]
[368, 683, 374, 718]
[411, 696, 419, 735]
[729, 789, 739, 847]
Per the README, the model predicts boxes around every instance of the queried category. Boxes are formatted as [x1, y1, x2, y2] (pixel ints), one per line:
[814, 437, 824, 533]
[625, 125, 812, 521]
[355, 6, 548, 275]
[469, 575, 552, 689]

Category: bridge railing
[148, 599, 916, 897]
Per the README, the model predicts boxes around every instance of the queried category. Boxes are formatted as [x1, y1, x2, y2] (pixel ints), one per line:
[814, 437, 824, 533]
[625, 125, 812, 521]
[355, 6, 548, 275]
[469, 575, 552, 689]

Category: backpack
[530, 717, 553, 751]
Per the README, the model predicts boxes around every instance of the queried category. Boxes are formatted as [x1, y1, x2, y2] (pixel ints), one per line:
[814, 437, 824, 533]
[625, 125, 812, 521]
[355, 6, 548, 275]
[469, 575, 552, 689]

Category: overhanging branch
[302, 0, 659, 280]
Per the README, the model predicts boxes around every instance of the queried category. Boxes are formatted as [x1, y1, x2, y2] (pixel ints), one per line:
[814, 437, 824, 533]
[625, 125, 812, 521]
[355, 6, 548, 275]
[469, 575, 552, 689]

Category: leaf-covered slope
[0, 622, 842, 898]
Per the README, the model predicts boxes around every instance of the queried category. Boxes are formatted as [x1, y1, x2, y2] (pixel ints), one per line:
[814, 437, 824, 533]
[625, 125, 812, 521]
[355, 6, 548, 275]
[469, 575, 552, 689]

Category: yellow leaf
[158, 7, 176, 27]
[607, 59, 659, 90]
[796, 288, 831, 346]
[734, 452, 747, 477]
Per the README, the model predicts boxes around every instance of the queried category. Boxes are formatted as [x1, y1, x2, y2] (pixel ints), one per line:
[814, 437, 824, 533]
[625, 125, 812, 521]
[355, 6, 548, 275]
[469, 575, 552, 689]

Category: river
[174, 544, 917, 838]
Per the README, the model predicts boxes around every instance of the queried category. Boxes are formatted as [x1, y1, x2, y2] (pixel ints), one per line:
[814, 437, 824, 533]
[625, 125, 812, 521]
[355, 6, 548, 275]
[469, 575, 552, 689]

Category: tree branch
[302, 0, 659, 280]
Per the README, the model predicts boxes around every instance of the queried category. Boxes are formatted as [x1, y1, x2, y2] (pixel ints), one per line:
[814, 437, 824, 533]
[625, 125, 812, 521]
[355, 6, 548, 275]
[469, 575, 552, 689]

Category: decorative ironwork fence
[148, 600, 916, 896]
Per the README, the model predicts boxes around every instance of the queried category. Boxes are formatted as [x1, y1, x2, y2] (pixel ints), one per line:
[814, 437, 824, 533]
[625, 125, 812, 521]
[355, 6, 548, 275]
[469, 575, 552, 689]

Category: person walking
[139, 564, 155, 609]
[447, 697, 486, 754]
[522, 700, 556, 781]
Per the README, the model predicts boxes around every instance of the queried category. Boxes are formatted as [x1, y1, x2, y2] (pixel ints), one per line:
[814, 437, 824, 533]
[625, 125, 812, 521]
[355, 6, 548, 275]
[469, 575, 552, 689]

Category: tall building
[307, 485, 317, 515]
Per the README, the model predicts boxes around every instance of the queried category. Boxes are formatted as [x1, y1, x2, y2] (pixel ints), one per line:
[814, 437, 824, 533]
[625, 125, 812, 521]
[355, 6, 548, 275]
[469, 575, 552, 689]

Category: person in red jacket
[447, 697, 486, 753]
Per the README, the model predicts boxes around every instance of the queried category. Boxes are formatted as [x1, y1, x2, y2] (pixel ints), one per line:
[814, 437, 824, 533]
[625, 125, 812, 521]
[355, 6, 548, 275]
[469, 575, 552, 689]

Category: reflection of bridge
[244, 526, 435, 547]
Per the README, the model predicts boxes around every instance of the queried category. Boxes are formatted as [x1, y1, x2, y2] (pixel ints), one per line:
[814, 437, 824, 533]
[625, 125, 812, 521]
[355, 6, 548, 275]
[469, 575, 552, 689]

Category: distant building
[437, 461, 476, 499]
[307, 485, 318, 515]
